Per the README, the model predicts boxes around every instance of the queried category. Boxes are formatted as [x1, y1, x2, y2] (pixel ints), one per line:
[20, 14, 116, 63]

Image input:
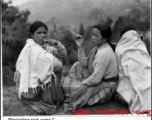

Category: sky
[4, 0, 33, 6]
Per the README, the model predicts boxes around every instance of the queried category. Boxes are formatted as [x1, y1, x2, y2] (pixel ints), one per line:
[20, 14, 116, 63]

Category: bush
[68, 50, 78, 65]
[3, 66, 15, 86]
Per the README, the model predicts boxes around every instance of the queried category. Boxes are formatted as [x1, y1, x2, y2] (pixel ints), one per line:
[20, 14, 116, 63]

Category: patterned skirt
[61, 62, 118, 111]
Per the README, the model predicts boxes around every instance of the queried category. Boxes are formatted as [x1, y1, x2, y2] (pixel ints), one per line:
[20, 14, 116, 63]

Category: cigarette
[70, 31, 82, 39]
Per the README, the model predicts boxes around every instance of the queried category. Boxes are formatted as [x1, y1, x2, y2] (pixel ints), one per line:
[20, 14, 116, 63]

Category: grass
[3, 85, 129, 116]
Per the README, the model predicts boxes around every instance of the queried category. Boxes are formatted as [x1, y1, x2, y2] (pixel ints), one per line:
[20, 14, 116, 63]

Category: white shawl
[16, 39, 55, 98]
[115, 30, 151, 113]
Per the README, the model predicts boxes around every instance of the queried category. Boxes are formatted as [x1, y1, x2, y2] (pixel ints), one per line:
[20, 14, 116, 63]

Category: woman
[61, 24, 119, 111]
[14, 21, 67, 115]
[115, 25, 151, 114]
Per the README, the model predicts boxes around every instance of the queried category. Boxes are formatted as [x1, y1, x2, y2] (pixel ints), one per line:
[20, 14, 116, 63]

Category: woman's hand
[45, 39, 59, 46]
[37, 79, 43, 85]
[70, 31, 84, 47]
[74, 37, 84, 47]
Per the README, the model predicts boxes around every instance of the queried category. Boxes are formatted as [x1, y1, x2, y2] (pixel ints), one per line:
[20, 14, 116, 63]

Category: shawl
[16, 39, 55, 98]
[115, 30, 151, 113]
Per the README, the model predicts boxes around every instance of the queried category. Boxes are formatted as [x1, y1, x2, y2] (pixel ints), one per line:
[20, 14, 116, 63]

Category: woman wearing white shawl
[115, 25, 151, 114]
[14, 21, 67, 115]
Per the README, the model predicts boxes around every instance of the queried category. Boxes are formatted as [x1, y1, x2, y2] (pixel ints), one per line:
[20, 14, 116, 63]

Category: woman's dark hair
[29, 21, 48, 38]
[120, 25, 136, 37]
[93, 24, 115, 51]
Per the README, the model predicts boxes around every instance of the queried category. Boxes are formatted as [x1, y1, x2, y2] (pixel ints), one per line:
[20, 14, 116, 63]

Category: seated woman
[115, 25, 151, 114]
[61, 24, 119, 111]
[14, 21, 67, 115]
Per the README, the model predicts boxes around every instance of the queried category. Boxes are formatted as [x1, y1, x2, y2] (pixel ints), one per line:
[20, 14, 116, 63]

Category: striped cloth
[61, 62, 118, 111]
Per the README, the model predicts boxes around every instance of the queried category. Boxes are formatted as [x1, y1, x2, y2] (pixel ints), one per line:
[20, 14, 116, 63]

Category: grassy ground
[3, 85, 129, 116]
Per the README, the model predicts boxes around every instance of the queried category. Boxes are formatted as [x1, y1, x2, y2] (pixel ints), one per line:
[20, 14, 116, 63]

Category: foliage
[113, 0, 150, 34]
[83, 26, 93, 41]
[86, 0, 150, 53]
[2, 0, 30, 85]
[2, 0, 150, 86]
[105, 17, 113, 26]
[46, 16, 59, 38]
[79, 23, 85, 36]
[87, 8, 105, 23]
[58, 26, 78, 65]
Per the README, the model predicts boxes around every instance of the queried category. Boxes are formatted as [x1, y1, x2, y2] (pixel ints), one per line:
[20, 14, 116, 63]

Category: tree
[105, 16, 113, 26]
[87, 8, 105, 24]
[79, 23, 85, 36]
[58, 26, 78, 65]
[129, 0, 150, 31]
[2, 0, 30, 85]
[46, 17, 59, 32]
[113, 0, 150, 33]
[46, 17, 59, 39]
[83, 26, 93, 41]
[112, 0, 150, 47]
[112, 16, 130, 34]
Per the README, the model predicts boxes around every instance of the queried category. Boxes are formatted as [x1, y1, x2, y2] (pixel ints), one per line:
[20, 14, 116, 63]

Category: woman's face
[92, 28, 106, 46]
[31, 26, 47, 45]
